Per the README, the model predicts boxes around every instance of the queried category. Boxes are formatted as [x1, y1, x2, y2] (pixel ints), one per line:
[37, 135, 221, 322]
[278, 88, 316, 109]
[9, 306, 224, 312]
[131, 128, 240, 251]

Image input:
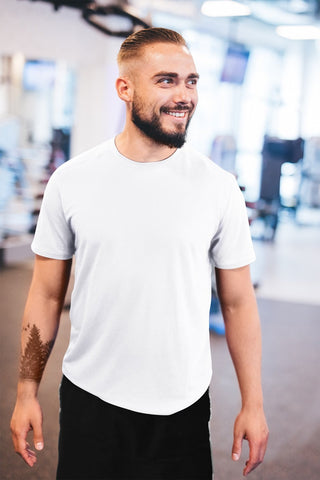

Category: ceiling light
[201, 1, 251, 18]
[250, 1, 312, 26]
[289, 0, 314, 15]
[276, 25, 320, 40]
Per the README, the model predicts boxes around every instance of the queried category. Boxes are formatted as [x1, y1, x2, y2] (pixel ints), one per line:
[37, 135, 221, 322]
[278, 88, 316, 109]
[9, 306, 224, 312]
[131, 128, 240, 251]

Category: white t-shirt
[32, 138, 255, 415]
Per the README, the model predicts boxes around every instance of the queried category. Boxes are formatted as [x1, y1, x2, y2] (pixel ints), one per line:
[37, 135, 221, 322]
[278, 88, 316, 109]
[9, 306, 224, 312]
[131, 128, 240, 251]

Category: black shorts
[57, 376, 213, 480]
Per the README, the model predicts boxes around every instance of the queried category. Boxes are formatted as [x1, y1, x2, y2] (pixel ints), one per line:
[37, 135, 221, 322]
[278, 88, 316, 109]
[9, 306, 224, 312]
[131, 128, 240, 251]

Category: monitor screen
[220, 45, 250, 85]
[23, 60, 56, 91]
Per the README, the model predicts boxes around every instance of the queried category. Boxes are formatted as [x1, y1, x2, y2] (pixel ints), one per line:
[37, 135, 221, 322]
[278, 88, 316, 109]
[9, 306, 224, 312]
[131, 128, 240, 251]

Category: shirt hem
[62, 368, 212, 416]
[214, 255, 256, 270]
[31, 245, 74, 260]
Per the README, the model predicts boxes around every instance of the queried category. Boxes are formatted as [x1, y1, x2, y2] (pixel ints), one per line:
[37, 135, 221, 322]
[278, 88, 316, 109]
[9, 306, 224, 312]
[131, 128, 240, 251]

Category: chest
[66, 170, 219, 253]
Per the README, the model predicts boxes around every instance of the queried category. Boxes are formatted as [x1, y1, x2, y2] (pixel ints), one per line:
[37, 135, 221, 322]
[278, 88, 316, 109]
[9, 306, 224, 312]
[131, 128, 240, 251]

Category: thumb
[33, 423, 44, 451]
[232, 433, 242, 462]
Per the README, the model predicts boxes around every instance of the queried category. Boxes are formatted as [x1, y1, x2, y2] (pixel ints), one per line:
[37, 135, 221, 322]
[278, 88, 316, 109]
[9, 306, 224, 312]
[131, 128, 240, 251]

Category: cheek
[192, 91, 198, 108]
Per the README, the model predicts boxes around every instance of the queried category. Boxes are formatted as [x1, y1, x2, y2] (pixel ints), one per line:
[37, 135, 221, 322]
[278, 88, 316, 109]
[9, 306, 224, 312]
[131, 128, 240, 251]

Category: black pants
[57, 376, 213, 480]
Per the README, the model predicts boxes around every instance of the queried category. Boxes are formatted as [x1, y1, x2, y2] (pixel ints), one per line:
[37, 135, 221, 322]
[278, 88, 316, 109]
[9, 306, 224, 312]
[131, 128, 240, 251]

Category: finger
[24, 442, 38, 467]
[12, 422, 38, 468]
[33, 422, 44, 451]
[232, 432, 243, 462]
[243, 443, 262, 476]
[16, 438, 37, 467]
[243, 430, 269, 476]
[243, 458, 262, 476]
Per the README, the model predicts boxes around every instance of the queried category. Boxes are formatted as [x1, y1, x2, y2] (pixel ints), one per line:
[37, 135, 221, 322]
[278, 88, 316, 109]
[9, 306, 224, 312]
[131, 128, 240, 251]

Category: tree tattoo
[19, 324, 54, 382]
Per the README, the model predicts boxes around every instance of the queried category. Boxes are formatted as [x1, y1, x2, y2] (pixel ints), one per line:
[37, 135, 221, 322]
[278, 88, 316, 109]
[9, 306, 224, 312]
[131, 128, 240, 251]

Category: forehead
[136, 42, 197, 77]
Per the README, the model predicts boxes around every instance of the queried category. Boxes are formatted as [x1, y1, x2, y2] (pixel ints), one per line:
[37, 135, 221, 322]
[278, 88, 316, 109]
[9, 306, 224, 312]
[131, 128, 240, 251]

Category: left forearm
[215, 266, 268, 475]
[215, 266, 264, 408]
[222, 296, 263, 409]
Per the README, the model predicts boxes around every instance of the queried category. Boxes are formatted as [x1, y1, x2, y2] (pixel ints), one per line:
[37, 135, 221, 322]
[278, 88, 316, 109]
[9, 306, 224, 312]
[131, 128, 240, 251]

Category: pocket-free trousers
[57, 375, 213, 480]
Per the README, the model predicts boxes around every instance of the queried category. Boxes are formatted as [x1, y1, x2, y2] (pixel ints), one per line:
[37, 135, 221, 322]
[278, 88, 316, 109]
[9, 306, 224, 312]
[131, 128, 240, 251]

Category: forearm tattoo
[19, 324, 54, 382]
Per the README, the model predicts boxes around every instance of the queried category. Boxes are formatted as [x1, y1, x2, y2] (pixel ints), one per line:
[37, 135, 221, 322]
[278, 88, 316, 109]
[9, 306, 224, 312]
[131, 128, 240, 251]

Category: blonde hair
[117, 27, 188, 65]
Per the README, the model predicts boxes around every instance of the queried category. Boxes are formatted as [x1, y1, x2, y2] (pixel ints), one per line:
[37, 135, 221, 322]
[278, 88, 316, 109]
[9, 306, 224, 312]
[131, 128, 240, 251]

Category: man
[11, 28, 268, 479]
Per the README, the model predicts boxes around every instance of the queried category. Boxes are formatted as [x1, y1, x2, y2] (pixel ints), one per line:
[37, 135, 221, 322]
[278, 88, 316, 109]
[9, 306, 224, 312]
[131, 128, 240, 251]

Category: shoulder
[181, 143, 237, 187]
[52, 138, 114, 181]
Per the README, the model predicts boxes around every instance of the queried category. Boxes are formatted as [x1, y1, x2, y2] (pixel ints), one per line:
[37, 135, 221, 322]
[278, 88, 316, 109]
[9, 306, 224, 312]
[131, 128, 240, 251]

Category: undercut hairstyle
[117, 27, 188, 66]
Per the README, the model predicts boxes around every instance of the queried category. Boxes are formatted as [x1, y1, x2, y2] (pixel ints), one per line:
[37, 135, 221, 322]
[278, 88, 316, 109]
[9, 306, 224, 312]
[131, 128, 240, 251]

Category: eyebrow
[152, 72, 200, 80]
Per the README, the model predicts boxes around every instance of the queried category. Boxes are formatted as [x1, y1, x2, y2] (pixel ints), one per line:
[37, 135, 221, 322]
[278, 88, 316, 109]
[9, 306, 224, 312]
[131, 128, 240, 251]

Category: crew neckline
[112, 137, 182, 167]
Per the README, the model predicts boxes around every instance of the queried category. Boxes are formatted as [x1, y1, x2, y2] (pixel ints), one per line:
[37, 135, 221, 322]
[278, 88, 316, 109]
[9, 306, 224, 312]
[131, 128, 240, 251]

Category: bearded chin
[132, 106, 190, 149]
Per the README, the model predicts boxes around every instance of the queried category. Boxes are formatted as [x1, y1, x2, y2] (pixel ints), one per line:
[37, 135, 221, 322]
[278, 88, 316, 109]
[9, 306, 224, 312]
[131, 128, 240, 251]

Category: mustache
[161, 104, 194, 113]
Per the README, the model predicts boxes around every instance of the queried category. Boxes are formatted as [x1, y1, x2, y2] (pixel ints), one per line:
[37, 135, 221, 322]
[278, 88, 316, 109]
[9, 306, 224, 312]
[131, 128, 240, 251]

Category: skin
[10, 256, 72, 466]
[216, 266, 269, 476]
[115, 43, 198, 162]
[10, 40, 268, 475]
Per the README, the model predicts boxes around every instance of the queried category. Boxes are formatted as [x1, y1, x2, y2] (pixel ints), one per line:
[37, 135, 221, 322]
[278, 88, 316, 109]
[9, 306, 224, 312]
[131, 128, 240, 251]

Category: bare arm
[10, 255, 72, 467]
[215, 265, 269, 476]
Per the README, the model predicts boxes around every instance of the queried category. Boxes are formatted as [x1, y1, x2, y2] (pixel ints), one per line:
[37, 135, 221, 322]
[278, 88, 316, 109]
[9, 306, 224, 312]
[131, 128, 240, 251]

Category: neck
[115, 123, 177, 163]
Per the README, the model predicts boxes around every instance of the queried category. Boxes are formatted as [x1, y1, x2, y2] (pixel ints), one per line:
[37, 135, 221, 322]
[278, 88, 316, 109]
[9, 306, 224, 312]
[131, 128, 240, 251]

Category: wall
[301, 41, 320, 138]
[0, 0, 123, 155]
[1, 0, 320, 154]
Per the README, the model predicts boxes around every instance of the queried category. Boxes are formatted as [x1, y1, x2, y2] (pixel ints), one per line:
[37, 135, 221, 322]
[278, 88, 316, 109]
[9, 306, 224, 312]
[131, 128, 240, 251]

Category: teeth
[167, 111, 186, 118]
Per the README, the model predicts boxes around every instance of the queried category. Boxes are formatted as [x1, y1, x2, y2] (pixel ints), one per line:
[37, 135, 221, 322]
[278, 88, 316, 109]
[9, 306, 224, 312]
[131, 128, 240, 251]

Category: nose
[172, 83, 195, 105]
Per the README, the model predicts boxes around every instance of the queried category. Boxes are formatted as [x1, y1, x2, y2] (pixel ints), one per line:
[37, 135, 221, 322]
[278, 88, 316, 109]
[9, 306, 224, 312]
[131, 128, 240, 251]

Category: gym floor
[1, 215, 319, 480]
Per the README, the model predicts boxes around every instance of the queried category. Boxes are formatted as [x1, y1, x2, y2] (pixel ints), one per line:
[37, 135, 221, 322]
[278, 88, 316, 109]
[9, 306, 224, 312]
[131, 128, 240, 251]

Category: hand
[231, 406, 269, 476]
[10, 395, 44, 467]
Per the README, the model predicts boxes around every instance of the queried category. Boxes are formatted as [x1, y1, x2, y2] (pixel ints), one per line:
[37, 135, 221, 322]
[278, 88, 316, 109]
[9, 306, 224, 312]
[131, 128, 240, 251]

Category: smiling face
[122, 42, 199, 148]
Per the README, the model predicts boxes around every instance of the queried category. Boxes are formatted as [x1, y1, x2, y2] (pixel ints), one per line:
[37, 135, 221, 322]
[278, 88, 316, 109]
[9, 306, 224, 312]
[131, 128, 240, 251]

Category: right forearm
[18, 292, 62, 390]
[11, 302, 59, 467]
[19, 322, 56, 384]
[11, 256, 72, 466]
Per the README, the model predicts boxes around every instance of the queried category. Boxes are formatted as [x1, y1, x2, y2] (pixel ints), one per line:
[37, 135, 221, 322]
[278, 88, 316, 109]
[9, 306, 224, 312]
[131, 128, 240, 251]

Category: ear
[115, 76, 133, 102]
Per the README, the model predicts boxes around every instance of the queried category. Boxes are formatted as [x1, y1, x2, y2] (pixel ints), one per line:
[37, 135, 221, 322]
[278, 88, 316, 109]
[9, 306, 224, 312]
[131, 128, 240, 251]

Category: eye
[187, 78, 198, 87]
[157, 77, 174, 85]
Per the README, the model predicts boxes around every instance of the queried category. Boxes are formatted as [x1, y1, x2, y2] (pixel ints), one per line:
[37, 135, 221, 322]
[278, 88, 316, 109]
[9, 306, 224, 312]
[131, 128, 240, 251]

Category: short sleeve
[209, 176, 255, 269]
[31, 171, 75, 260]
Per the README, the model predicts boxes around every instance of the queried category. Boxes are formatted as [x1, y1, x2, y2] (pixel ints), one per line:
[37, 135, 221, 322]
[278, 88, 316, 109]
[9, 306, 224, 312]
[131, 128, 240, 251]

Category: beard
[131, 99, 192, 149]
